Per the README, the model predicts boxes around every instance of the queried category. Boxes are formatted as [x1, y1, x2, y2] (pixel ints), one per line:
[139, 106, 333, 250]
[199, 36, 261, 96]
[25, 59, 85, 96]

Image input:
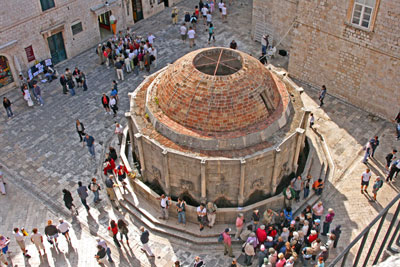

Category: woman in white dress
[22, 84, 33, 106]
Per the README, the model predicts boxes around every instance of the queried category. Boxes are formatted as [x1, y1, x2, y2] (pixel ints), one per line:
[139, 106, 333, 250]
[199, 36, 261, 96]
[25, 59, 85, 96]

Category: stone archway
[0, 55, 14, 88]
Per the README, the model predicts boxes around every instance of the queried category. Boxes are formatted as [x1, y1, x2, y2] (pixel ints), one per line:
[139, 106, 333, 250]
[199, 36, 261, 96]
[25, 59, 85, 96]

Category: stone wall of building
[251, 0, 298, 47]
[252, 0, 400, 120]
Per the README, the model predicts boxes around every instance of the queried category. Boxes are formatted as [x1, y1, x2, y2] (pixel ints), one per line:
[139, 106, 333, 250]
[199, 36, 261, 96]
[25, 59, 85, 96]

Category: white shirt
[97, 239, 108, 249]
[206, 14, 212, 22]
[180, 25, 187, 35]
[187, 29, 195, 39]
[129, 52, 135, 59]
[115, 125, 123, 134]
[201, 7, 208, 16]
[160, 197, 168, 208]
[110, 98, 116, 107]
[31, 233, 42, 244]
[197, 207, 206, 216]
[218, 2, 224, 9]
[362, 171, 371, 182]
[222, 6, 227, 15]
[57, 222, 71, 233]
[14, 231, 24, 242]
[147, 35, 155, 44]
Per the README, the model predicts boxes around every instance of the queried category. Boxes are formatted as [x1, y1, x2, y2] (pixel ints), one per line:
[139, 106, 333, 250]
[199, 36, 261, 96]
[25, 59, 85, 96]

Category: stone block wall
[252, 0, 400, 119]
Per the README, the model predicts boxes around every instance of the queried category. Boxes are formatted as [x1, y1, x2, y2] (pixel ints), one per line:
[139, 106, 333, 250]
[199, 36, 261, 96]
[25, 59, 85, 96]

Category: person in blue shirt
[83, 134, 95, 157]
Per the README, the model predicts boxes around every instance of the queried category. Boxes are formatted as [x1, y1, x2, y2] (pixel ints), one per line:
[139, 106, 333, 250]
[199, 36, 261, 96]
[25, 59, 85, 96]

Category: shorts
[103, 103, 109, 109]
[49, 233, 59, 239]
[203, 15, 206, 18]
[61, 230, 69, 235]
[181, 34, 187, 40]
[16, 240, 25, 250]
[219, 8, 222, 12]
[372, 187, 379, 194]
[361, 180, 369, 186]
[34, 242, 45, 250]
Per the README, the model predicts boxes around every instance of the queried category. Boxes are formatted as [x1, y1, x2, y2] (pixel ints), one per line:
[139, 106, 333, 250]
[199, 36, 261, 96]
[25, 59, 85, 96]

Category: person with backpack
[101, 93, 111, 115]
[117, 219, 129, 244]
[222, 228, 233, 257]
[89, 178, 101, 204]
[385, 149, 397, 171]
[176, 198, 186, 225]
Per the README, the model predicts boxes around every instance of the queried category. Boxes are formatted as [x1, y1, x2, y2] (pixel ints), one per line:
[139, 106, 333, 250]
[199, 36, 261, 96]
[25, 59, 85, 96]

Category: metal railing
[329, 193, 400, 267]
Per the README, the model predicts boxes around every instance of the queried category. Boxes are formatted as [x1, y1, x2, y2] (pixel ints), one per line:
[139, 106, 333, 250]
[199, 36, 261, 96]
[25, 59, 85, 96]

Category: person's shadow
[71, 216, 82, 239]
[86, 212, 100, 236]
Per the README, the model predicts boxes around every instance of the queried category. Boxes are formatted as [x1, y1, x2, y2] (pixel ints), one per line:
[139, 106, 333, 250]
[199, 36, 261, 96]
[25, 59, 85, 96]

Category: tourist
[108, 220, 121, 248]
[312, 201, 324, 220]
[96, 238, 113, 263]
[197, 203, 207, 230]
[80, 70, 88, 91]
[362, 139, 373, 164]
[0, 235, 10, 257]
[188, 26, 196, 48]
[174, 260, 181, 267]
[83, 134, 96, 158]
[201, 4, 208, 24]
[317, 256, 325, 267]
[95, 245, 107, 264]
[89, 178, 101, 203]
[331, 225, 342, 248]
[304, 175, 312, 198]
[322, 208, 335, 236]
[105, 175, 116, 202]
[387, 159, 400, 182]
[385, 149, 397, 171]
[13, 228, 31, 258]
[268, 248, 277, 266]
[206, 201, 217, 228]
[31, 228, 46, 256]
[115, 123, 124, 146]
[66, 73, 76, 96]
[230, 40, 237, 49]
[369, 136, 380, 158]
[44, 220, 59, 247]
[57, 218, 72, 242]
[372, 176, 384, 201]
[240, 225, 253, 242]
[234, 213, 244, 240]
[158, 194, 169, 220]
[184, 11, 191, 23]
[62, 189, 78, 216]
[109, 146, 118, 162]
[251, 209, 260, 231]
[171, 7, 179, 24]
[77, 181, 90, 211]
[361, 168, 372, 193]
[72, 67, 82, 87]
[222, 228, 234, 257]
[247, 232, 258, 250]
[283, 185, 295, 207]
[218, 0, 224, 13]
[208, 23, 215, 44]
[221, 3, 227, 22]
[194, 256, 204, 267]
[75, 119, 85, 142]
[257, 245, 267, 267]
[261, 35, 269, 55]
[33, 83, 44, 106]
[110, 95, 118, 117]
[176, 198, 186, 225]
[3, 97, 13, 119]
[22, 84, 34, 107]
[117, 219, 129, 244]
[312, 178, 324, 195]
[180, 23, 187, 43]
[325, 233, 336, 249]
[310, 112, 315, 128]
[276, 252, 286, 267]
[291, 175, 303, 202]
[144, 51, 151, 72]
[190, 12, 198, 28]
[318, 85, 326, 107]
[206, 11, 212, 26]
[244, 239, 255, 266]
[140, 226, 154, 257]
[115, 59, 124, 80]
[133, 52, 139, 75]
[101, 93, 111, 115]
[256, 225, 267, 244]
[96, 44, 105, 65]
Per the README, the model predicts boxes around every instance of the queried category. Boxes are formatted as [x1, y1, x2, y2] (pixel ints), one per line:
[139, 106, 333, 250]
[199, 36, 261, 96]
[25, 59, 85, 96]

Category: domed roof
[155, 48, 281, 134]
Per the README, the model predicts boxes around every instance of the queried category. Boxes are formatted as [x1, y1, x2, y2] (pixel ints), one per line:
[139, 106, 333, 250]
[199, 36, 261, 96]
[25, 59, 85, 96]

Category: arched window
[0, 56, 14, 88]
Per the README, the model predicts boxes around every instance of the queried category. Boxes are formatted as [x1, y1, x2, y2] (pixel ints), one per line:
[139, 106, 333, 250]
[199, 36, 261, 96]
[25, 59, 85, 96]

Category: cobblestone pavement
[0, 0, 398, 266]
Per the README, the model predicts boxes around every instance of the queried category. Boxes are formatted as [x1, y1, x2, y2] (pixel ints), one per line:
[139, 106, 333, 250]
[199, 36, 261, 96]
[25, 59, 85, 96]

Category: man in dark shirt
[95, 245, 107, 264]
[77, 181, 90, 211]
[115, 61, 124, 81]
[59, 74, 67, 94]
[83, 134, 95, 157]
[140, 227, 154, 257]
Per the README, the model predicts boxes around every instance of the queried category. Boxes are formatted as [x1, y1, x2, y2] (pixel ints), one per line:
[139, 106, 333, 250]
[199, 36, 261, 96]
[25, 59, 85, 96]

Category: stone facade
[128, 48, 308, 206]
[252, 0, 400, 120]
[0, 0, 179, 94]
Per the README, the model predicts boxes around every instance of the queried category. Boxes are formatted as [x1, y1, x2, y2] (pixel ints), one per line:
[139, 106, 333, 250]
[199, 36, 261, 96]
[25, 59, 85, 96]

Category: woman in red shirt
[108, 220, 121, 248]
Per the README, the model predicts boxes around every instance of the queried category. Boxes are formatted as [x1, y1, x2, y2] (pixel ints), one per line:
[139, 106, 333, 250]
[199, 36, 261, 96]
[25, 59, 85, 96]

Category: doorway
[131, 0, 143, 22]
[47, 32, 67, 65]
[98, 11, 112, 40]
[164, 0, 169, 7]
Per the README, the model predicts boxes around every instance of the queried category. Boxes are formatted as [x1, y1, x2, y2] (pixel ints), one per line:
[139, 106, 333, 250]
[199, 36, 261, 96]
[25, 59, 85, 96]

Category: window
[351, 0, 375, 28]
[71, 22, 83, 35]
[40, 0, 55, 11]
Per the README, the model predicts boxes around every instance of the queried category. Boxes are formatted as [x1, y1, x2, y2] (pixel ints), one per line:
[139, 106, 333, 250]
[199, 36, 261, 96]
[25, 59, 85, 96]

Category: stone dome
[145, 47, 292, 150]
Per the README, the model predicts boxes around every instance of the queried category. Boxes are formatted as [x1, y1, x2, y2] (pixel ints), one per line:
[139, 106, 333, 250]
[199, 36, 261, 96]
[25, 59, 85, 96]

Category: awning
[90, 0, 118, 15]
[0, 40, 18, 51]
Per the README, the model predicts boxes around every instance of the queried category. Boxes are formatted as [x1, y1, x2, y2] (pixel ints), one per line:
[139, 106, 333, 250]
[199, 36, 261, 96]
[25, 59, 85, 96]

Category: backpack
[218, 233, 224, 242]
[386, 153, 392, 161]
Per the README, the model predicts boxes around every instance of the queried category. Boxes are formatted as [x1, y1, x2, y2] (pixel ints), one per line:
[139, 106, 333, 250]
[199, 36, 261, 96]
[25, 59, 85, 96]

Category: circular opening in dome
[193, 48, 243, 76]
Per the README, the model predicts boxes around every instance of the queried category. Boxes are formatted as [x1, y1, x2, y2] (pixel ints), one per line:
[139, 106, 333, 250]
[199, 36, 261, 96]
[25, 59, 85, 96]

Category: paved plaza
[0, 0, 399, 266]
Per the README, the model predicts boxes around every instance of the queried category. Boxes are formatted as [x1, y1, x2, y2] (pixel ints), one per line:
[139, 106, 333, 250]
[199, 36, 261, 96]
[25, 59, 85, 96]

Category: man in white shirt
[218, 1, 224, 13]
[201, 6, 208, 24]
[115, 123, 124, 145]
[206, 12, 212, 26]
[31, 228, 46, 256]
[147, 33, 155, 45]
[13, 228, 30, 258]
[187, 27, 196, 48]
[197, 203, 207, 231]
[221, 3, 227, 22]
[57, 218, 72, 242]
[180, 23, 187, 43]
[361, 168, 372, 194]
[158, 194, 169, 220]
